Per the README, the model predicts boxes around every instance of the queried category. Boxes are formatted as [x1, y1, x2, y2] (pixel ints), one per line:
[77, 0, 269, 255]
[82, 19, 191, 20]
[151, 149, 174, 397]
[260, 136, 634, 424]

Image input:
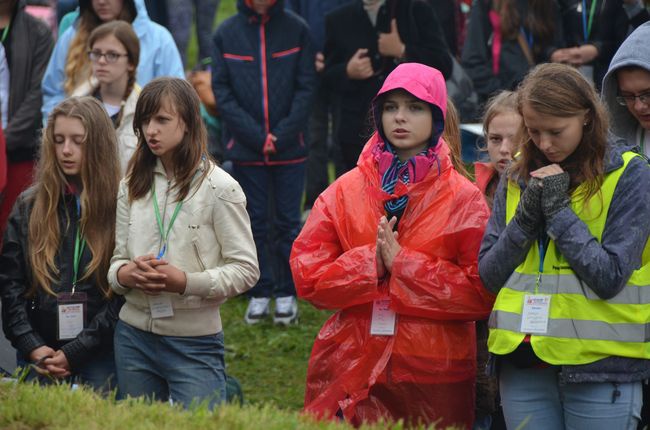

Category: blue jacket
[41, 0, 184, 119]
[212, 0, 316, 164]
[285, 0, 353, 52]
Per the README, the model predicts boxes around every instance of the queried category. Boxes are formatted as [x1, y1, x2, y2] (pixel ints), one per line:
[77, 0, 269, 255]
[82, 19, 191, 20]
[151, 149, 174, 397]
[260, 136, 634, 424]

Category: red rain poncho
[291, 63, 495, 428]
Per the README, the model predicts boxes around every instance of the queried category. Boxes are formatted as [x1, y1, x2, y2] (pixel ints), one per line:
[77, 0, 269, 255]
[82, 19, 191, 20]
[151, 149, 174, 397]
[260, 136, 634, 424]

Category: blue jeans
[114, 320, 226, 409]
[499, 360, 642, 430]
[232, 162, 305, 298]
[17, 349, 116, 395]
[167, 0, 220, 65]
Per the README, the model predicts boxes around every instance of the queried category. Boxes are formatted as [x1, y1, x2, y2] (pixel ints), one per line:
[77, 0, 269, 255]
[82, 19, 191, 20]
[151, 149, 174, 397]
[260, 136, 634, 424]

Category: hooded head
[602, 22, 650, 140]
[372, 63, 447, 157]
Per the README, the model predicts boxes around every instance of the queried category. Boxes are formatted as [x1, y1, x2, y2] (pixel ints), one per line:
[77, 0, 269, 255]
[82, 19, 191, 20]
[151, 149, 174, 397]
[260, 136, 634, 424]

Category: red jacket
[291, 131, 494, 426]
[474, 161, 496, 196]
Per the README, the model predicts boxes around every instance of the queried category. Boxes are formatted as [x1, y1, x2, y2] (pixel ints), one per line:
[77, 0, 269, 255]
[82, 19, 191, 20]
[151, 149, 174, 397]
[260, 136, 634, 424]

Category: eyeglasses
[87, 50, 128, 63]
[616, 92, 650, 106]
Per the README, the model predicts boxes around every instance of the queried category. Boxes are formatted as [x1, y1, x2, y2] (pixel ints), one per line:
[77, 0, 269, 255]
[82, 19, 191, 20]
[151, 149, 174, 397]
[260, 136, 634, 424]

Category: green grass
[0, 381, 418, 430]
[220, 296, 331, 409]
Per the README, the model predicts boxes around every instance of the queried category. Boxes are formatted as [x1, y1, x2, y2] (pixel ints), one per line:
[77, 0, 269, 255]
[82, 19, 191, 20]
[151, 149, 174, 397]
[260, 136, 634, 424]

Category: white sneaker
[244, 297, 271, 325]
[273, 296, 298, 325]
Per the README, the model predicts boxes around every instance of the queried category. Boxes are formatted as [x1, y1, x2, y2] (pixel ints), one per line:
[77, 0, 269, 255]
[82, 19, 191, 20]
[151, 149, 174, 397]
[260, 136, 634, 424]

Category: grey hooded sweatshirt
[602, 22, 650, 151]
[479, 139, 650, 383]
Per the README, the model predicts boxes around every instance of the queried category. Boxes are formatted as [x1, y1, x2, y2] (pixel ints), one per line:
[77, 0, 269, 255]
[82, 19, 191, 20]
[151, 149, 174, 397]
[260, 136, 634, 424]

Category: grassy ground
[0, 381, 424, 430]
[220, 297, 331, 410]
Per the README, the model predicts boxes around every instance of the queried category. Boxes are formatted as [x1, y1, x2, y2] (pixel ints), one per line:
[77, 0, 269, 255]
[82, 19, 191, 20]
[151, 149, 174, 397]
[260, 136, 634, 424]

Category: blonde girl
[0, 97, 122, 392]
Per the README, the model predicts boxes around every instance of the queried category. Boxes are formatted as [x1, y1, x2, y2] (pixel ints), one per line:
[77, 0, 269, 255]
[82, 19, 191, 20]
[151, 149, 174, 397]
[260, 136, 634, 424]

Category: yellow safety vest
[488, 151, 650, 365]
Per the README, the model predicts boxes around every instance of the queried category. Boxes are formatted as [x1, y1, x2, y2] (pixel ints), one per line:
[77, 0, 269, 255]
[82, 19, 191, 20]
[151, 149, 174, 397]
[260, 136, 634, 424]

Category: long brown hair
[29, 97, 120, 297]
[88, 20, 140, 128]
[510, 63, 609, 201]
[444, 99, 472, 180]
[128, 77, 210, 203]
[493, 0, 556, 58]
[64, 0, 135, 95]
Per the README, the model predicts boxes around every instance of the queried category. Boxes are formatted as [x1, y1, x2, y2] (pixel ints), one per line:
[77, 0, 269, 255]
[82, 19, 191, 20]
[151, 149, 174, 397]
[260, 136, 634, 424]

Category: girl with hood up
[290, 63, 495, 428]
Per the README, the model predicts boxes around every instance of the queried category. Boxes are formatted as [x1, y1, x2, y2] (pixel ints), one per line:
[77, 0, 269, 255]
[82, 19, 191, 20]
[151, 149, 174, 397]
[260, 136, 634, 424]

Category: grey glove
[541, 172, 570, 220]
[513, 177, 543, 236]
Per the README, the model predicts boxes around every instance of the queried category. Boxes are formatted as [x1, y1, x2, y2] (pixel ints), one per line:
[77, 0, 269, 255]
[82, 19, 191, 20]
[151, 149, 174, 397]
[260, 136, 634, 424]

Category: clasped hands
[117, 255, 187, 295]
[514, 164, 570, 235]
[376, 216, 401, 279]
[29, 345, 70, 378]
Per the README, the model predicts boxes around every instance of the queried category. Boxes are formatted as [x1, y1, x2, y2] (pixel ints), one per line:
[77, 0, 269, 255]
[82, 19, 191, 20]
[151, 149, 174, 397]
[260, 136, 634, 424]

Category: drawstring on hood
[370, 63, 447, 219]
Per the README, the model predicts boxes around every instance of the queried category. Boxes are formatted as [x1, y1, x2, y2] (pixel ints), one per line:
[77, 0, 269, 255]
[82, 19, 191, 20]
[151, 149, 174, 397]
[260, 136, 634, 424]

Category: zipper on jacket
[259, 18, 271, 165]
[192, 241, 206, 272]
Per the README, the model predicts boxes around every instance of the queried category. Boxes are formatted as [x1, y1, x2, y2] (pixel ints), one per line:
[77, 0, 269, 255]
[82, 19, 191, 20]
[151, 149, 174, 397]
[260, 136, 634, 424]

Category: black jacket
[4, 0, 53, 162]
[212, 0, 316, 164]
[0, 188, 123, 371]
[323, 0, 452, 150]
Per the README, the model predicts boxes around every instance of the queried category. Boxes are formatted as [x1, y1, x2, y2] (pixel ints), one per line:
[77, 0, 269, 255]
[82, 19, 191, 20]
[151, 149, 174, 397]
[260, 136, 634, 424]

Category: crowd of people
[0, 0, 649, 428]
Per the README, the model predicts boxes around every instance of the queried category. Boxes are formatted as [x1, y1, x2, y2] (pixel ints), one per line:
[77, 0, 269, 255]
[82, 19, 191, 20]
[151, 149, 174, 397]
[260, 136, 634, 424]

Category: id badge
[520, 294, 551, 334]
[149, 294, 174, 319]
[57, 292, 87, 340]
[370, 299, 396, 336]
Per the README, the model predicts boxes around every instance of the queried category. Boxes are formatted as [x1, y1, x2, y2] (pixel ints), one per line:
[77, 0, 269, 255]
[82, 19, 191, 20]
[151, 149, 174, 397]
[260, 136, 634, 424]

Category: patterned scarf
[374, 139, 440, 216]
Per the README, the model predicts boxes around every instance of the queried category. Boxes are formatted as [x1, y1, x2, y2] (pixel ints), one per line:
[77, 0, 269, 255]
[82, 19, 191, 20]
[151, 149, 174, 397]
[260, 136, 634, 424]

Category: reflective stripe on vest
[488, 151, 650, 365]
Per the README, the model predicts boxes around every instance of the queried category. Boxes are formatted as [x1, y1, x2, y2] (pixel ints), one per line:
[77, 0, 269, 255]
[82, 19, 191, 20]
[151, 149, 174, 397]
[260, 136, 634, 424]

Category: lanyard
[520, 26, 533, 49]
[71, 196, 86, 293]
[581, 0, 597, 42]
[535, 234, 549, 294]
[0, 19, 10, 44]
[151, 181, 183, 259]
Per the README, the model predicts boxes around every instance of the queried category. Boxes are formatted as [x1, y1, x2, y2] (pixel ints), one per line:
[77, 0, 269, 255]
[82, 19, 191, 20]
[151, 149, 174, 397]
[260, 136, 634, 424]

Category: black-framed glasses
[616, 92, 650, 106]
[88, 50, 128, 63]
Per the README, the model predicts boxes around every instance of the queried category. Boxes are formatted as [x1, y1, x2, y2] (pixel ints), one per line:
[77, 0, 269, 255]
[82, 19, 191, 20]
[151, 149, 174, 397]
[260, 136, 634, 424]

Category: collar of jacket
[239, 0, 283, 21]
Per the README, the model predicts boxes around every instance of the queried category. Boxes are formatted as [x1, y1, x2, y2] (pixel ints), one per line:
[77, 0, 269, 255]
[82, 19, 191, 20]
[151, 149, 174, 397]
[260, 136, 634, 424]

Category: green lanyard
[582, 0, 598, 42]
[0, 17, 10, 44]
[152, 182, 183, 259]
[72, 196, 86, 293]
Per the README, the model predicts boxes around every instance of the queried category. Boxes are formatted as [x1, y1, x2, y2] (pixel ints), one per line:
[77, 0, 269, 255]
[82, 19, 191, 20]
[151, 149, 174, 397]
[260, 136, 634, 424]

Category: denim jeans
[167, 0, 220, 65]
[17, 349, 116, 395]
[114, 320, 226, 409]
[232, 162, 304, 298]
[499, 360, 642, 430]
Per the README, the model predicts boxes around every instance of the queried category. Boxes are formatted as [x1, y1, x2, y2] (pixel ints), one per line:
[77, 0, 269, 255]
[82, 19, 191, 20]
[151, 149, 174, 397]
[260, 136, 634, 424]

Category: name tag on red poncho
[370, 299, 396, 336]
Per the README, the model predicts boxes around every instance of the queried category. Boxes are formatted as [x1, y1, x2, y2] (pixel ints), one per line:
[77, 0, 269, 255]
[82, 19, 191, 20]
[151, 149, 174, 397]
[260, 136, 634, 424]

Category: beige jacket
[108, 160, 259, 336]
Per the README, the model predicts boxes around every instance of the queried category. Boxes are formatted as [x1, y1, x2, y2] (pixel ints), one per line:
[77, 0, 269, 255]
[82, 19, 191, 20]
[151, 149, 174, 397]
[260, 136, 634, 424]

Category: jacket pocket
[192, 240, 207, 272]
[223, 53, 254, 62]
[271, 47, 301, 59]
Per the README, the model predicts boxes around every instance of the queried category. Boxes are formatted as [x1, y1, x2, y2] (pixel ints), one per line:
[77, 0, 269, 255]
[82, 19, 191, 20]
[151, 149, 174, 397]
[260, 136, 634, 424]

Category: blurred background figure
[167, 0, 220, 67]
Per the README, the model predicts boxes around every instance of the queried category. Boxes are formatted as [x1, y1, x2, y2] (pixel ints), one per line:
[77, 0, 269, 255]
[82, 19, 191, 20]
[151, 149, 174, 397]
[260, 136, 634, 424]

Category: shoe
[244, 297, 271, 325]
[273, 296, 298, 325]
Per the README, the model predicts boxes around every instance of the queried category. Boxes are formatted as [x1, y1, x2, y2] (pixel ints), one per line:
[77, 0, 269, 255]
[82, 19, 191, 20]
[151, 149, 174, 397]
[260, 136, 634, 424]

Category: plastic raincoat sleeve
[478, 175, 537, 294]
[389, 187, 495, 321]
[290, 190, 382, 310]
